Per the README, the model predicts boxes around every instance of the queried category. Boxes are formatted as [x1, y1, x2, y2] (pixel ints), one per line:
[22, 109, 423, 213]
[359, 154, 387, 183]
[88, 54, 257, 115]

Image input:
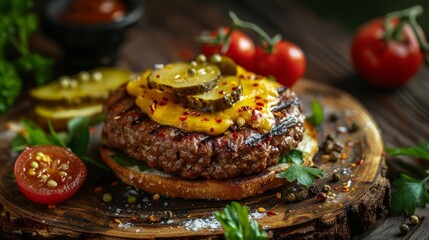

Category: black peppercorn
[308, 186, 319, 197]
[332, 172, 341, 182]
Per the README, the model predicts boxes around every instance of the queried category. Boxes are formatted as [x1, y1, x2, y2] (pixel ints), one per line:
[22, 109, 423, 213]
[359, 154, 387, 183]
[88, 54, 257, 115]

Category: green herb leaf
[279, 149, 303, 165]
[11, 116, 110, 173]
[306, 99, 324, 127]
[391, 174, 429, 215]
[67, 117, 90, 158]
[276, 150, 324, 187]
[386, 143, 429, 161]
[48, 121, 66, 147]
[21, 119, 51, 145]
[215, 202, 268, 240]
[110, 152, 148, 171]
[10, 133, 28, 151]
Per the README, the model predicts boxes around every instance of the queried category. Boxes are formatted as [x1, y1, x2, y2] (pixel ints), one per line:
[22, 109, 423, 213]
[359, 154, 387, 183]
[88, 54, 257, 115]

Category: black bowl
[40, 0, 143, 72]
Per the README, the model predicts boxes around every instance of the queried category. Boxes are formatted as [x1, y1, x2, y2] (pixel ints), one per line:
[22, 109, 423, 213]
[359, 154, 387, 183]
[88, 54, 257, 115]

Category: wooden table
[3, 0, 429, 239]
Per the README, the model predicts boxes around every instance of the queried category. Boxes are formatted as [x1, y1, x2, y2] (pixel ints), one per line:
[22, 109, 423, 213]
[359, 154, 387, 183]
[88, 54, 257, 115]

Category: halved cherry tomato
[253, 40, 306, 88]
[14, 145, 87, 204]
[201, 27, 255, 71]
[351, 18, 424, 88]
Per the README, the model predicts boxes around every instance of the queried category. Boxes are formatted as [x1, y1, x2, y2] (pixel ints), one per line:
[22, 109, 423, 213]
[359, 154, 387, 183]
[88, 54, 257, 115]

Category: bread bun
[100, 122, 318, 200]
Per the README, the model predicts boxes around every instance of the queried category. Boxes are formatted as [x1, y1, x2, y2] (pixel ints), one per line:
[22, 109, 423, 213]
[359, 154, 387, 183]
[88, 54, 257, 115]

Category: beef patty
[102, 85, 304, 180]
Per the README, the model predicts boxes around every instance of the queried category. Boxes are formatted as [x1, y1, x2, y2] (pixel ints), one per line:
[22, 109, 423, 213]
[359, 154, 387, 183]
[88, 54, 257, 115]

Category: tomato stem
[229, 11, 281, 53]
[384, 5, 429, 64]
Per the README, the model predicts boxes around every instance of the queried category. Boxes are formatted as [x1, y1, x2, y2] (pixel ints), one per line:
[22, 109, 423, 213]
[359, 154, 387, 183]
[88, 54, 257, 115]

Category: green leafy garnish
[110, 151, 148, 171]
[306, 99, 324, 127]
[276, 150, 324, 187]
[388, 144, 429, 215]
[215, 201, 268, 240]
[11, 117, 110, 172]
[391, 173, 429, 215]
[386, 143, 429, 161]
[0, 0, 53, 115]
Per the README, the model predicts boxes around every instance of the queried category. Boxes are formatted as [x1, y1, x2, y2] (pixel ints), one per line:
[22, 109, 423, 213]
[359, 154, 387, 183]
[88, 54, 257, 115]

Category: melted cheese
[126, 67, 281, 135]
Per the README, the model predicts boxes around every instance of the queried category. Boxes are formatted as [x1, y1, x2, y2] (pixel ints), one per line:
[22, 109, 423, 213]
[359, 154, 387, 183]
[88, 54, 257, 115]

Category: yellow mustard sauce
[126, 67, 281, 135]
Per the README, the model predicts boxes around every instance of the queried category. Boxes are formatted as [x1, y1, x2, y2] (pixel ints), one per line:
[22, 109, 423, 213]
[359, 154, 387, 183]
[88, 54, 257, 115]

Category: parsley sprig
[0, 0, 53, 115]
[215, 202, 268, 240]
[276, 150, 324, 187]
[11, 117, 110, 172]
[386, 143, 429, 215]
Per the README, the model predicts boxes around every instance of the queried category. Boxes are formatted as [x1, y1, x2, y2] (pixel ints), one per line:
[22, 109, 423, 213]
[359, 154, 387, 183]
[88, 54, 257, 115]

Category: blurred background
[300, 0, 429, 34]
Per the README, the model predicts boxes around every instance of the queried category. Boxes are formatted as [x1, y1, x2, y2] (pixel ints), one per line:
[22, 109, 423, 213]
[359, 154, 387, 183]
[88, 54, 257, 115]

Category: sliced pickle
[147, 62, 220, 95]
[34, 104, 103, 130]
[218, 56, 237, 76]
[177, 75, 242, 112]
[30, 68, 131, 106]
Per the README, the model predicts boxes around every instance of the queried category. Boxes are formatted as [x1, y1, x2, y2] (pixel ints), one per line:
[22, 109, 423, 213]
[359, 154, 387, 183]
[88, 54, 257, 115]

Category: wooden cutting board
[0, 79, 390, 239]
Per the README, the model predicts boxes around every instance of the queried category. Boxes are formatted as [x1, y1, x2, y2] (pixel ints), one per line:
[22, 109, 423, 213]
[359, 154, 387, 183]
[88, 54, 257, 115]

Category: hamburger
[100, 55, 318, 200]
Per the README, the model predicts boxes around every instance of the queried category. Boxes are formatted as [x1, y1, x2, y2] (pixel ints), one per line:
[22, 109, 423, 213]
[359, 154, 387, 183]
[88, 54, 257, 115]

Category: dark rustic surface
[0, 78, 388, 239]
[2, 0, 429, 239]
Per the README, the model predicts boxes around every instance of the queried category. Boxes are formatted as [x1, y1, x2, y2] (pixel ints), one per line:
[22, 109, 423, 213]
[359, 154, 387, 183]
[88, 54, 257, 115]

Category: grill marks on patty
[102, 85, 304, 180]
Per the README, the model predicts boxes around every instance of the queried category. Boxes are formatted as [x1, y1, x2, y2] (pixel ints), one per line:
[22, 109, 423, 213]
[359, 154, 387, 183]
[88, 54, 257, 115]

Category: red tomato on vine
[351, 5, 428, 88]
[254, 40, 306, 88]
[200, 27, 255, 71]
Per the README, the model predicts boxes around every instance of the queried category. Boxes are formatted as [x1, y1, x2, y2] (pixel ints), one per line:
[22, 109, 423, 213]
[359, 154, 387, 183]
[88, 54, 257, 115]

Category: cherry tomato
[253, 41, 306, 88]
[351, 18, 424, 88]
[14, 145, 87, 205]
[201, 27, 255, 71]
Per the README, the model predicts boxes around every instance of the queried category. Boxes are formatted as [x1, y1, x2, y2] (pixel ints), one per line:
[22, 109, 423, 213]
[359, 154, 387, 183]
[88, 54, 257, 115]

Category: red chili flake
[241, 106, 251, 111]
[253, 83, 259, 87]
[162, 97, 169, 102]
[264, 99, 268, 103]
[232, 132, 239, 139]
[48, 204, 56, 209]
[238, 74, 245, 79]
[267, 136, 273, 141]
[94, 187, 103, 193]
[111, 181, 119, 186]
[201, 117, 210, 121]
[158, 102, 167, 106]
[140, 85, 146, 89]
[131, 216, 138, 221]
[222, 82, 228, 85]
[256, 102, 264, 107]
[255, 96, 262, 100]
[215, 117, 222, 123]
[232, 87, 238, 91]
[356, 159, 364, 165]
[266, 211, 277, 217]
[179, 116, 188, 122]
[89, 126, 96, 134]
[256, 107, 263, 111]
[219, 90, 226, 95]
[143, 91, 147, 94]
[156, 74, 160, 78]
[210, 128, 215, 133]
[183, 111, 190, 116]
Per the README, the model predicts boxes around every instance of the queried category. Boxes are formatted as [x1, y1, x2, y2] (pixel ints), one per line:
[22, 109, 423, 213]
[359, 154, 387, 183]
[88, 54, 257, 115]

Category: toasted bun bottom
[100, 122, 318, 200]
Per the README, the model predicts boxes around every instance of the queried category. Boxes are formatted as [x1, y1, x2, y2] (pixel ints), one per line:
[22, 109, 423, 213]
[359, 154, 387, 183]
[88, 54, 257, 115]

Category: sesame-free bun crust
[100, 122, 318, 200]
